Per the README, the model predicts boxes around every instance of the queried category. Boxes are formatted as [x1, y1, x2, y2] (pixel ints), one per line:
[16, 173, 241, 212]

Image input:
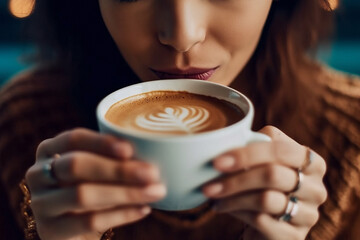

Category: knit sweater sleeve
[0, 67, 79, 238]
[299, 68, 360, 240]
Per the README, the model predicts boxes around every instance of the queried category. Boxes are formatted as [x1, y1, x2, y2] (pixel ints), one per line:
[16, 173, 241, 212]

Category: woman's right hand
[25, 128, 166, 240]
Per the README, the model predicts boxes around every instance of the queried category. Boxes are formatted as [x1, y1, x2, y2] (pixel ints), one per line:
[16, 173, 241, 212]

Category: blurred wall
[317, 0, 360, 75]
[0, 0, 32, 86]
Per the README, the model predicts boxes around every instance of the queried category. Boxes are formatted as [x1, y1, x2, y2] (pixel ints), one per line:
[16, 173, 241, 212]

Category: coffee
[98, 80, 270, 210]
[105, 90, 245, 135]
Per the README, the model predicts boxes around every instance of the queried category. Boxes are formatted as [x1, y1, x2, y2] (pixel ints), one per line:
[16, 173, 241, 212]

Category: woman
[0, 0, 359, 239]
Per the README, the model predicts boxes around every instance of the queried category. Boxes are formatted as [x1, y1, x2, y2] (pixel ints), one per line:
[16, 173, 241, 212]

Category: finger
[215, 191, 320, 228]
[36, 128, 133, 160]
[214, 190, 288, 216]
[285, 201, 320, 227]
[258, 126, 326, 177]
[301, 150, 326, 177]
[27, 152, 161, 192]
[206, 171, 327, 210]
[26, 158, 57, 191]
[258, 125, 298, 143]
[213, 141, 307, 173]
[230, 211, 308, 240]
[38, 206, 151, 240]
[54, 152, 161, 185]
[31, 183, 166, 217]
[203, 164, 298, 198]
[292, 175, 327, 205]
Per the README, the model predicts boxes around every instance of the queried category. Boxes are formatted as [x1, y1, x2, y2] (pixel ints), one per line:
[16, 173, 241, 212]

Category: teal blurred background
[0, 0, 359, 87]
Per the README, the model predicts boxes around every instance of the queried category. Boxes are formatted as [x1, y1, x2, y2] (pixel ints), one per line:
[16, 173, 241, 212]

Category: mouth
[151, 67, 218, 81]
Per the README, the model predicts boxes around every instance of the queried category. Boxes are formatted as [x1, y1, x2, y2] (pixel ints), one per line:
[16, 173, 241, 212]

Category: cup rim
[96, 79, 254, 141]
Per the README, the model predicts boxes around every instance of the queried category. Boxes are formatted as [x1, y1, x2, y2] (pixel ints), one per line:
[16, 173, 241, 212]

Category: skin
[25, 0, 327, 239]
[99, 0, 272, 86]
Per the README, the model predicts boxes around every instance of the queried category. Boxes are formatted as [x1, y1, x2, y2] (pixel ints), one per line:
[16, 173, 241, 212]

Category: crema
[105, 91, 244, 135]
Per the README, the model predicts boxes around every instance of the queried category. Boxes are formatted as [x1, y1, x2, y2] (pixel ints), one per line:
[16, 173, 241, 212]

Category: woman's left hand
[202, 126, 327, 240]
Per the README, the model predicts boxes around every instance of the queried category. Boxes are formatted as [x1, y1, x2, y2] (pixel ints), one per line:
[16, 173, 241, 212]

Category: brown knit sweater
[0, 65, 359, 240]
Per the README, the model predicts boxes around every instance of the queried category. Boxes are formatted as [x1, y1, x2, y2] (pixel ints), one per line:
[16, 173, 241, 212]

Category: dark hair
[28, 0, 142, 128]
[241, 0, 333, 127]
[28, 0, 333, 128]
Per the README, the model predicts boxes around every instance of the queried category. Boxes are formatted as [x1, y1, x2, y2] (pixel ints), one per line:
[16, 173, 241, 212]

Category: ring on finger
[301, 147, 314, 170]
[42, 153, 60, 182]
[288, 169, 304, 193]
[279, 196, 299, 222]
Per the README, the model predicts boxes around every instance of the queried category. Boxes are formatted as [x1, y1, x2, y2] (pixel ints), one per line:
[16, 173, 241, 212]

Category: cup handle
[248, 131, 272, 143]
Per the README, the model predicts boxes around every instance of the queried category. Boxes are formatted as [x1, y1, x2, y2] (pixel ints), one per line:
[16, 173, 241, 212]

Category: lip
[151, 67, 218, 80]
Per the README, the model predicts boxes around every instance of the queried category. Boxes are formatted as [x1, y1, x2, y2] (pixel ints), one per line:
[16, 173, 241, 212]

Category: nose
[157, 1, 206, 52]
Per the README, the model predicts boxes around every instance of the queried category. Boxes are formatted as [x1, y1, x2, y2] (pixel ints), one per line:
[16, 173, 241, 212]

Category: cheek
[210, 4, 271, 53]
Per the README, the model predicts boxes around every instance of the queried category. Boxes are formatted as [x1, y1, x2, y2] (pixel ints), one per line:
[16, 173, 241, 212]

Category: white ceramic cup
[96, 79, 270, 211]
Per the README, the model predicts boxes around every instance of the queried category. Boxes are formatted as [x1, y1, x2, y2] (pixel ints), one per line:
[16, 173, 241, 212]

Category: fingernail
[144, 184, 166, 197]
[136, 167, 160, 182]
[215, 155, 235, 170]
[140, 206, 151, 215]
[205, 183, 223, 196]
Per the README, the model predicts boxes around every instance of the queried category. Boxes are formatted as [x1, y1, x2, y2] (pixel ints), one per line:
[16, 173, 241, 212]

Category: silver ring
[301, 147, 314, 170]
[42, 154, 60, 182]
[279, 196, 298, 222]
[289, 169, 303, 193]
[308, 150, 315, 165]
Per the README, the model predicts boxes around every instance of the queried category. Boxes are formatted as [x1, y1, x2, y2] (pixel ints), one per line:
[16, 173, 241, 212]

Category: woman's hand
[26, 128, 166, 240]
[202, 126, 327, 240]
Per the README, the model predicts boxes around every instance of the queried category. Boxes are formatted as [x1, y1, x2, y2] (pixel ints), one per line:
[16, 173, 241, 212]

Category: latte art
[136, 106, 210, 134]
[105, 91, 245, 135]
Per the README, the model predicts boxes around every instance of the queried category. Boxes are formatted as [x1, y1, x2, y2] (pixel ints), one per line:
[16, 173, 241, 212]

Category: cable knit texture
[0, 65, 359, 240]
